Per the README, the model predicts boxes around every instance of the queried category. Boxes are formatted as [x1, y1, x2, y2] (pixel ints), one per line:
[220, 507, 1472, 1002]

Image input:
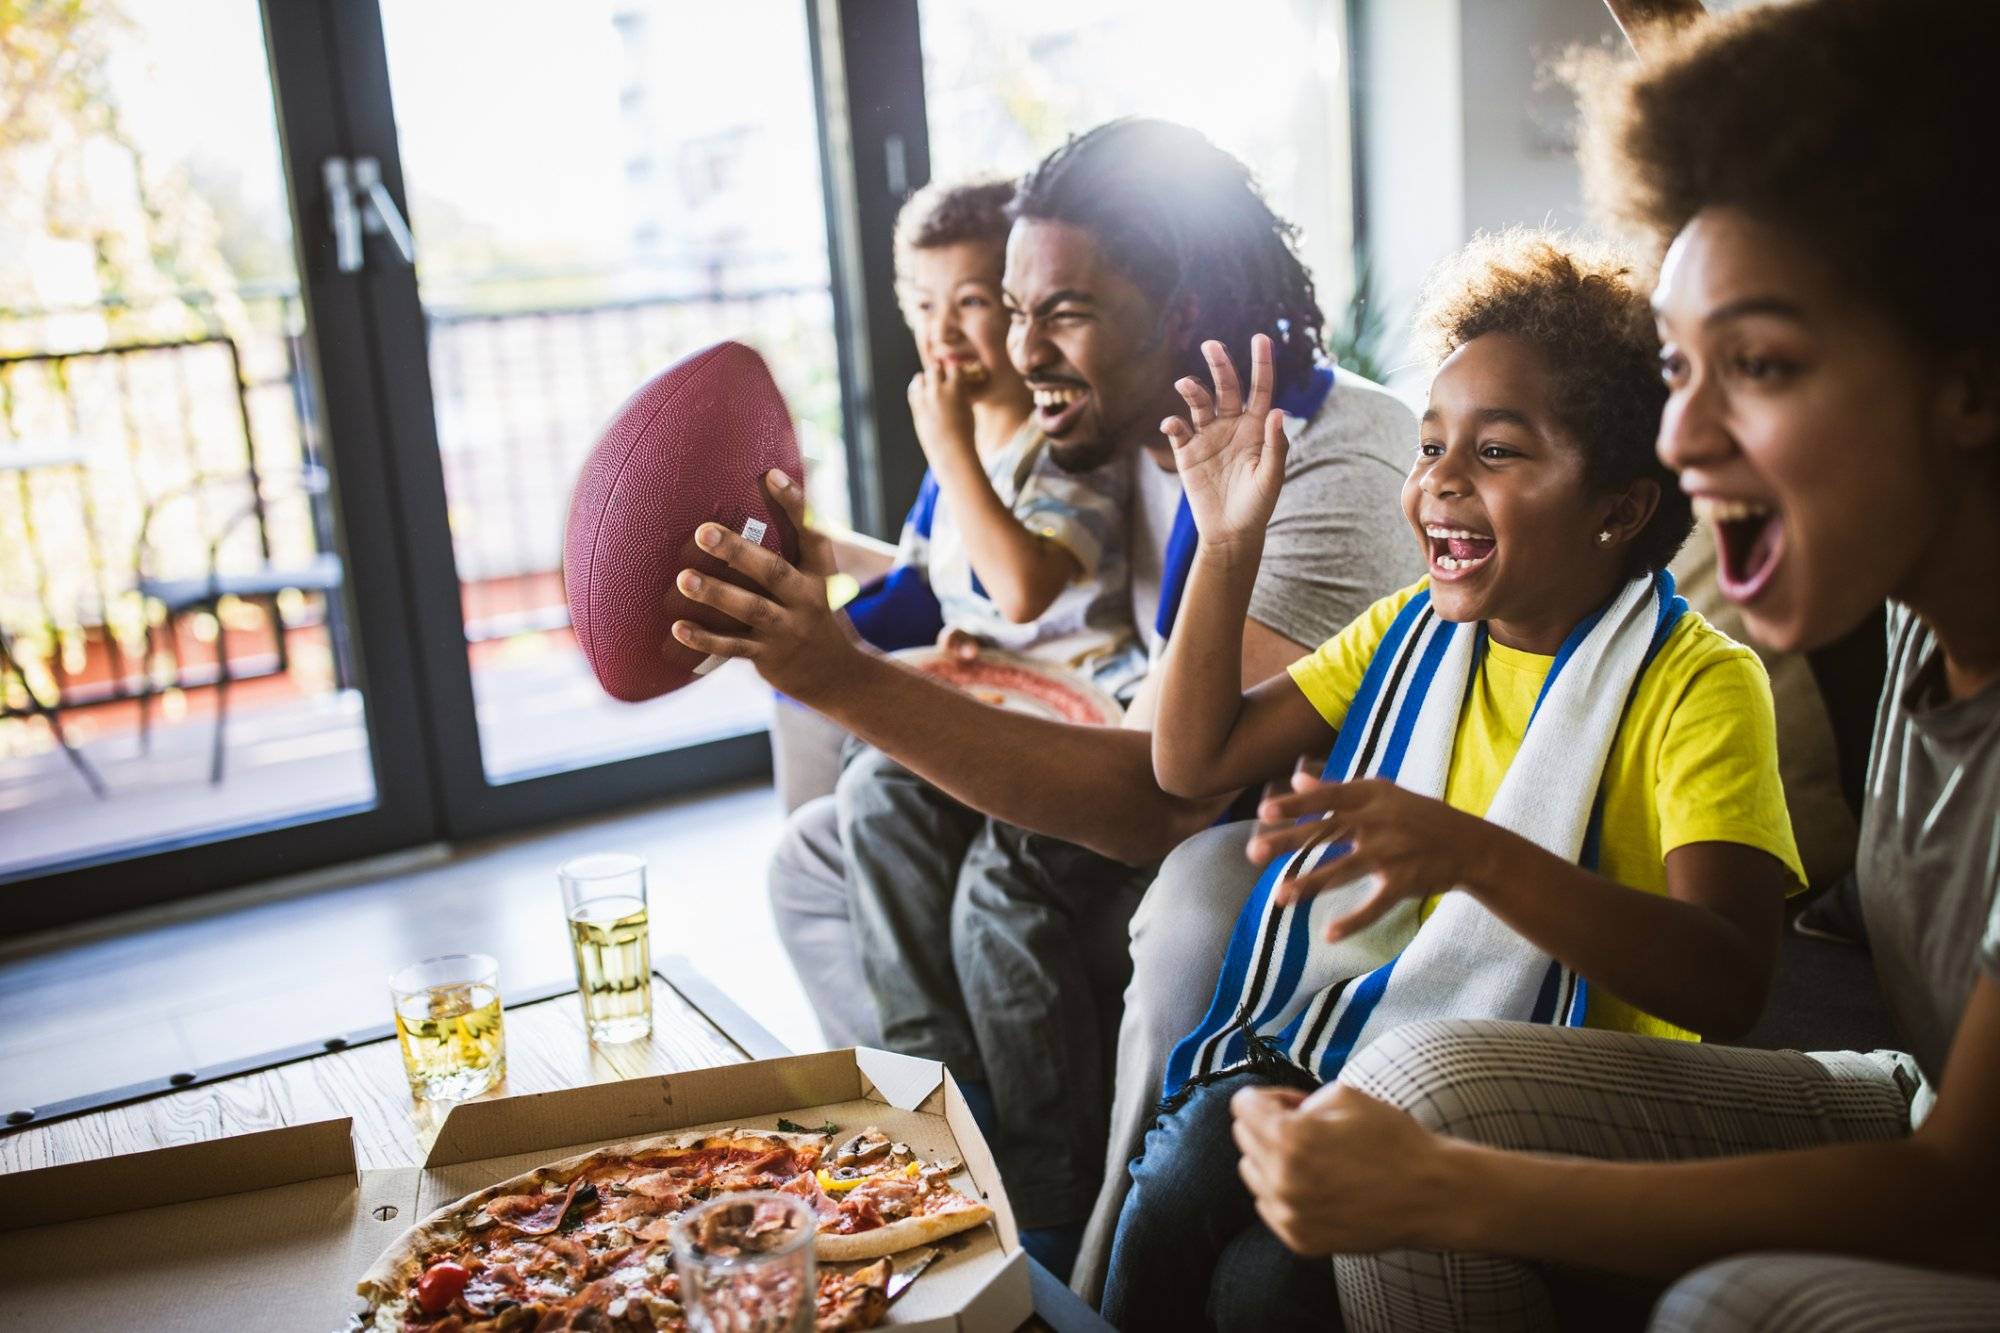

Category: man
[672, 119, 1421, 1279]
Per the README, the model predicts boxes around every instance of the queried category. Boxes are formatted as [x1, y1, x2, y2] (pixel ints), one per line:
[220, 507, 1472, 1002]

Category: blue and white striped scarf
[1162, 570, 1687, 1098]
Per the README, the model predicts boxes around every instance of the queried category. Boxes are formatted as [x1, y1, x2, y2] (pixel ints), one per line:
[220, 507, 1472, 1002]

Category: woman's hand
[1232, 1081, 1461, 1256]
[672, 469, 862, 702]
[1163, 334, 1289, 555]
[907, 352, 979, 469]
[1247, 770, 1509, 939]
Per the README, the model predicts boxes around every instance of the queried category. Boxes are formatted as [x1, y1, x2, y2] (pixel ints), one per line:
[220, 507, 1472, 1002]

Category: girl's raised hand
[1163, 334, 1289, 554]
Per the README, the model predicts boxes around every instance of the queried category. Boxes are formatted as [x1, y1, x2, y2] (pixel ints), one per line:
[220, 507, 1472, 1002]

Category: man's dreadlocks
[1010, 118, 1325, 397]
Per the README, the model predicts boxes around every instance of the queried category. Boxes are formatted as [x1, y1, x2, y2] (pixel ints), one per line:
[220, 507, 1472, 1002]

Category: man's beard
[1048, 436, 1119, 473]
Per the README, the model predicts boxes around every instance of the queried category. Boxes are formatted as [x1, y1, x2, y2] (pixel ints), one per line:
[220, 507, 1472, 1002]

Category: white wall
[1358, 0, 1625, 395]
[1357, 0, 1465, 389]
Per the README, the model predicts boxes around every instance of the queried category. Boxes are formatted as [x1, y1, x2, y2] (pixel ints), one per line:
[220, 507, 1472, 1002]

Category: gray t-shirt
[1120, 370, 1422, 665]
[1249, 371, 1424, 650]
[1858, 604, 2000, 1085]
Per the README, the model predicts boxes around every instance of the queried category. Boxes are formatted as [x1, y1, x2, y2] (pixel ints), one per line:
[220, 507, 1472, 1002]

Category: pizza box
[0, 1047, 1032, 1333]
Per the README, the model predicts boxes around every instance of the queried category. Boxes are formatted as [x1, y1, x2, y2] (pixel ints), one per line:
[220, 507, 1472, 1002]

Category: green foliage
[1325, 247, 1389, 385]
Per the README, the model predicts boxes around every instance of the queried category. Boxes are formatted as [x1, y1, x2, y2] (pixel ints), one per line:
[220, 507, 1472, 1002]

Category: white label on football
[689, 518, 768, 676]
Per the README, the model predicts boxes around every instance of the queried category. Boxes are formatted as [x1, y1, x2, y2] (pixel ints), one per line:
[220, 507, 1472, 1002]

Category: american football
[564, 340, 803, 702]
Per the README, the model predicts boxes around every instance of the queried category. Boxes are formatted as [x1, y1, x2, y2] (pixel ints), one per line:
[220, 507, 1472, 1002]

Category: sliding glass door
[3, 0, 866, 924]
[368, 0, 846, 794]
[0, 0, 438, 920]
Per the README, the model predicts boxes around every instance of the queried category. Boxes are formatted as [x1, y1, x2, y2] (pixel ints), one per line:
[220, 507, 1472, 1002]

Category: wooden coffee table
[0, 956, 1110, 1331]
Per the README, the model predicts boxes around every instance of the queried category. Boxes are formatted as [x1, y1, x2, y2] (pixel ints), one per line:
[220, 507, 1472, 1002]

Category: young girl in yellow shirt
[1102, 232, 1802, 1331]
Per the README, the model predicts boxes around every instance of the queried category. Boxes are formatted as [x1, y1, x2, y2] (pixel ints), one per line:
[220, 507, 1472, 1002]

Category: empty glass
[670, 1191, 817, 1333]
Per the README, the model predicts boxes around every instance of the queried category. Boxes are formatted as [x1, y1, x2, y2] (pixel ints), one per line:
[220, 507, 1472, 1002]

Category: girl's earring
[1597, 531, 1613, 545]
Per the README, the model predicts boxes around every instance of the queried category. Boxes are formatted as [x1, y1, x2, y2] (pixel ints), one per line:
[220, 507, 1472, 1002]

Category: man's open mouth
[1424, 524, 1497, 579]
[1031, 383, 1088, 436]
[1696, 496, 1784, 602]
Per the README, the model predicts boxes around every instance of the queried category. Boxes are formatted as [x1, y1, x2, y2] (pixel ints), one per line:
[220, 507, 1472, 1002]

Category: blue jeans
[1101, 1072, 1341, 1332]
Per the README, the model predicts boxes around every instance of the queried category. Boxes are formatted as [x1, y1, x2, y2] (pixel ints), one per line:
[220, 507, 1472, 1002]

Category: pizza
[896, 647, 1123, 726]
[349, 1125, 993, 1331]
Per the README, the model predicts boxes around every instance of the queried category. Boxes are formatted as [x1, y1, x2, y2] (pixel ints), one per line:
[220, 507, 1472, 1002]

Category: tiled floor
[0, 779, 825, 1115]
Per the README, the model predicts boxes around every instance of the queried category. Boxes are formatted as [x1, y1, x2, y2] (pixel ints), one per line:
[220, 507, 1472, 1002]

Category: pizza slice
[797, 1126, 997, 1263]
[816, 1258, 892, 1333]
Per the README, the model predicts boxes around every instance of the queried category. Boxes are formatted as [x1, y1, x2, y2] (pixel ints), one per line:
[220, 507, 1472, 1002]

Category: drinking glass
[390, 953, 505, 1101]
[670, 1191, 816, 1333]
[559, 852, 653, 1043]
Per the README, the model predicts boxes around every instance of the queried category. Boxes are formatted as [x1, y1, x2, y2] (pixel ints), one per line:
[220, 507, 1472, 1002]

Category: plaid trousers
[1333, 1019, 2000, 1332]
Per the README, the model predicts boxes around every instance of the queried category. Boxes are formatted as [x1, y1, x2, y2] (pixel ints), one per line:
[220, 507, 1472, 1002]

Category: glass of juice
[390, 953, 505, 1102]
[671, 1191, 816, 1333]
[559, 852, 653, 1043]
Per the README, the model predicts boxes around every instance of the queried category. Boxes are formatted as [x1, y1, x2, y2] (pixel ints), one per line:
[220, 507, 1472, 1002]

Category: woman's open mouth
[1031, 384, 1088, 437]
[1424, 525, 1497, 581]
[1698, 496, 1784, 603]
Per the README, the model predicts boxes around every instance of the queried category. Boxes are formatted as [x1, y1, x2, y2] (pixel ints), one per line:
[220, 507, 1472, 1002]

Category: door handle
[325, 156, 415, 274]
[352, 158, 416, 267]
[325, 158, 362, 273]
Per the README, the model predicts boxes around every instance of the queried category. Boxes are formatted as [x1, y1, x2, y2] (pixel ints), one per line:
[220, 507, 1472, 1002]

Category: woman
[1230, 3, 2000, 1328]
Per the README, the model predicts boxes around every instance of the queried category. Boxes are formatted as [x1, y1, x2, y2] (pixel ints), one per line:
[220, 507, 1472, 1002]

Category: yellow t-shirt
[1287, 580, 1805, 1042]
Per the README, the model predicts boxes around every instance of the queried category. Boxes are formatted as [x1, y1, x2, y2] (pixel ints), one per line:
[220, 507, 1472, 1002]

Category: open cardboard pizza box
[0, 1048, 1032, 1333]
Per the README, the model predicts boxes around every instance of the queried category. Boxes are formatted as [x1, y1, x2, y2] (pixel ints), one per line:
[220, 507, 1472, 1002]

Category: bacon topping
[830, 1195, 885, 1234]
[720, 1147, 800, 1182]
[620, 1170, 686, 1208]
[630, 1216, 678, 1242]
[458, 1262, 528, 1318]
[487, 1178, 588, 1236]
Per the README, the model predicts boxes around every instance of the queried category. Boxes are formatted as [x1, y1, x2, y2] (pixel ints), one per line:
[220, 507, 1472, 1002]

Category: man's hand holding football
[673, 469, 861, 701]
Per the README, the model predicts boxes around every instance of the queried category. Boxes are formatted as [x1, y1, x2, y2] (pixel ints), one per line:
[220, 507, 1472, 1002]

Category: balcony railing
[0, 278, 827, 875]
[0, 280, 844, 723]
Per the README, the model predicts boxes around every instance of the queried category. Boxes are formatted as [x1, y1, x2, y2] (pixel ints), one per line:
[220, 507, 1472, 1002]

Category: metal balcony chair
[132, 464, 349, 785]
[0, 621, 109, 798]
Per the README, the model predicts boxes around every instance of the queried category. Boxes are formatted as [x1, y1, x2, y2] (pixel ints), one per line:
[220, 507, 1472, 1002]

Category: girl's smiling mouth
[1425, 523, 1498, 580]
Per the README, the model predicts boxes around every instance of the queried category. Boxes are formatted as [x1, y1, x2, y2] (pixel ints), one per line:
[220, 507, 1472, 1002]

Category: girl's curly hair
[1414, 230, 1689, 576]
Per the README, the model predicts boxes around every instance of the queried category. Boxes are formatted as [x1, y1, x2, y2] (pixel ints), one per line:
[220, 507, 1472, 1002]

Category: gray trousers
[767, 792, 880, 1051]
[1075, 820, 1262, 1304]
[768, 747, 1152, 1228]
